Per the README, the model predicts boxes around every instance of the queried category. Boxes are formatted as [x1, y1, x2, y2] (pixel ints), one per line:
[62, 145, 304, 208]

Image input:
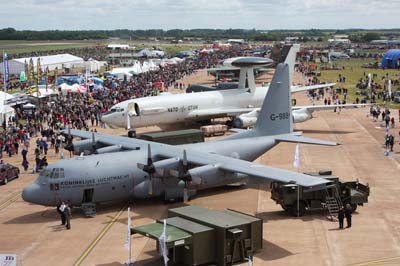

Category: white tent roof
[13, 53, 84, 67]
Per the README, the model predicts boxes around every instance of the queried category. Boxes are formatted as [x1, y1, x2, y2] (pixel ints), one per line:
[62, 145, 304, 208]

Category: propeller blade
[148, 175, 154, 195]
[137, 163, 146, 170]
[92, 132, 95, 144]
[183, 187, 189, 203]
[147, 144, 152, 165]
[183, 150, 188, 168]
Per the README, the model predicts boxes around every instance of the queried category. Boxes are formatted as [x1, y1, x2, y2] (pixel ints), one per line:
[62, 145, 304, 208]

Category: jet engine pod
[292, 109, 312, 123]
[232, 116, 258, 129]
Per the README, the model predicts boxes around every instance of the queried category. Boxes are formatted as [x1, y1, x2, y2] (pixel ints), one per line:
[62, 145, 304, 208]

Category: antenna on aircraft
[223, 57, 273, 93]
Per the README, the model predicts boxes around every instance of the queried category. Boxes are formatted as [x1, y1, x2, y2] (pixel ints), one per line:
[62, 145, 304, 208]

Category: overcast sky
[1, 0, 399, 30]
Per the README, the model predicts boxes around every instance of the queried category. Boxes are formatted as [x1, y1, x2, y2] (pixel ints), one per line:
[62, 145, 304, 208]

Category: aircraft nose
[101, 114, 120, 129]
[100, 115, 108, 123]
[22, 183, 41, 204]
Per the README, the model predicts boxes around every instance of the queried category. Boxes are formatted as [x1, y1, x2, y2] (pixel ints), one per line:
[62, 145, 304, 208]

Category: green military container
[165, 217, 215, 265]
[138, 129, 204, 145]
[133, 216, 215, 266]
[168, 205, 263, 266]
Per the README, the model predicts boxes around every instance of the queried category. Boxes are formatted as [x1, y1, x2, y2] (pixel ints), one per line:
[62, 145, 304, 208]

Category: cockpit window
[59, 168, 65, 178]
[41, 169, 52, 178]
[51, 168, 59, 179]
[41, 168, 65, 179]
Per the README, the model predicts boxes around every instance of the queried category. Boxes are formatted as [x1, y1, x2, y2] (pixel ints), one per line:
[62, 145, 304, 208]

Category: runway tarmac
[0, 70, 400, 266]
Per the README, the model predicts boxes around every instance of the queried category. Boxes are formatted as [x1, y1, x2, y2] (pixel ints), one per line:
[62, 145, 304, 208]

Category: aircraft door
[83, 188, 94, 203]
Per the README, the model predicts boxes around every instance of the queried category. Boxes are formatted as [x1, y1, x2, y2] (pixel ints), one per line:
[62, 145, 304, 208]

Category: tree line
[0, 27, 396, 42]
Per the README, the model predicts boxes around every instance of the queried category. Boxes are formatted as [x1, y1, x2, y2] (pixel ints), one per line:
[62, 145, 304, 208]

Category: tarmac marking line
[0, 192, 22, 211]
[349, 256, 400, 266]
[73, 203, 128, 266]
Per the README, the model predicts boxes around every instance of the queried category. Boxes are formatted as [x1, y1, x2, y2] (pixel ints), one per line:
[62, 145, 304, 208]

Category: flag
[367, 73, 371, 88]
[45, 66, 49, 91]
[20, 71, 26, 82]
[54, 66, 58, 87]
[388, 80, 392, 98]
[159, 219, 169, 265]
[3, 52, 9, 91]
[28, 58, 34, 83]
[37, 58, 42, 84]
[124, 207, 131, 250]
[24, 59, 28, 75]
[293, 144, 300, 169]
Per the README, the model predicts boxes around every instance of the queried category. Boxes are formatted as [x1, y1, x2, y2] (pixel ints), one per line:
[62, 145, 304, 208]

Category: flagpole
[293, 144, 300, 218]
[3, 50, 8, 129]
[125, 207, 134, 266]
[3, 50, 5, 103]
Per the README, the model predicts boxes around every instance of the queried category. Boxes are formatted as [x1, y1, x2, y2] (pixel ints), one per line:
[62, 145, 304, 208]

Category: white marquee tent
[0, 53, 84, 75]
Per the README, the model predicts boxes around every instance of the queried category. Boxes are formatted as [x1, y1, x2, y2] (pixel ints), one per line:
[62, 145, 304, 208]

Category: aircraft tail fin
[253, 63, 293, 136]
[284, 44, 300, 86]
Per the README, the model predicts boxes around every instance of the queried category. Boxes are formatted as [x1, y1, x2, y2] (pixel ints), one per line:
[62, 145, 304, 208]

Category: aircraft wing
[291, 83, 336, 93]
[62, 129, 148, 150]
[292, 103, 368, 112]
[63, 129, 330, 188]
[155, 147, 331, 188]
[187, 108, 256, 118]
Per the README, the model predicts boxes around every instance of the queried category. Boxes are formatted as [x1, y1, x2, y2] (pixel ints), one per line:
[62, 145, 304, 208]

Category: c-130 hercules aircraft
[22, 63, 336, 212]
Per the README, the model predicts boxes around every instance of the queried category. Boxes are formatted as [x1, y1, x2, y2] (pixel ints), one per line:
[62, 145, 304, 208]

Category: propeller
[180, 150, 192, 202]
[137, 144, 156, 195]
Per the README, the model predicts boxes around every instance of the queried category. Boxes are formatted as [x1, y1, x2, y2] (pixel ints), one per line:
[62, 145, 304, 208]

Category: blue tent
[381, 49, 400, 69]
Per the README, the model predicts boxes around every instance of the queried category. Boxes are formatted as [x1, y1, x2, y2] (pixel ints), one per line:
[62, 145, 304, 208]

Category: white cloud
[0, 0, 399, 30]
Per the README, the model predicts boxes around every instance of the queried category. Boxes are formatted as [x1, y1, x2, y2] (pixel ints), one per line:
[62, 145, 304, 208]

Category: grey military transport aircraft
[22, 63, 337, 212]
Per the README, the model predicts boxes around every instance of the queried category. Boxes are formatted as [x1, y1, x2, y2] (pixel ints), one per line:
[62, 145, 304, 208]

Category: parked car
[393, 90, 400, 103]
[0, 163, 20, 185]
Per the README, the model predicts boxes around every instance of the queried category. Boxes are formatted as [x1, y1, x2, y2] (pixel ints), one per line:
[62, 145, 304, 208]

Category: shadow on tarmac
[5, 184, 257, 226]
[4, 208, 59, 224]
[257, 209, 334, 222]
[259, 239, 293, 261]
[299, 129, 355, 135]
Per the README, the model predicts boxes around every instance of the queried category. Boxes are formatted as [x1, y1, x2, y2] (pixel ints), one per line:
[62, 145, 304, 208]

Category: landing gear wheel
[3, 177, 8, 185]
[350, 203, 358, 213]
[281, 205, 290, 212]
[291, 201, 306, 217]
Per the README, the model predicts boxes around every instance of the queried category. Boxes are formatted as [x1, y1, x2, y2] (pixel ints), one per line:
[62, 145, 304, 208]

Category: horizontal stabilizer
[291, 83, 336, 93]
[275, 135, 338, 146]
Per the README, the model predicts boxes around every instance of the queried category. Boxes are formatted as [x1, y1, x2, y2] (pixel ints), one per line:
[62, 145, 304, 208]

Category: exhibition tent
[382, 49, 400, 69]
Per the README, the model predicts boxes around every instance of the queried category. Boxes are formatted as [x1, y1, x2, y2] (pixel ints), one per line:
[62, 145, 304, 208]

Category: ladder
[325, 187, 343, 220]
[81, 202, 96, 217]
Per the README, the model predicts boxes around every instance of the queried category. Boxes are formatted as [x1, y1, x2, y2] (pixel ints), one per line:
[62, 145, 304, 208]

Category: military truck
[270, 170, 370, 217]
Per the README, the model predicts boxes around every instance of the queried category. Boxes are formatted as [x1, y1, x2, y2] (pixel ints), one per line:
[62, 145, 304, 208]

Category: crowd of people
[0, 46, 244, 174]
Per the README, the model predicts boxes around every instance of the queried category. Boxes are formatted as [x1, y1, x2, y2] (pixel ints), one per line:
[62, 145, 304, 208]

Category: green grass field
[0, 40, 204, 58]
[308, 58, 400, 109]
[0, 40, 98, 55]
